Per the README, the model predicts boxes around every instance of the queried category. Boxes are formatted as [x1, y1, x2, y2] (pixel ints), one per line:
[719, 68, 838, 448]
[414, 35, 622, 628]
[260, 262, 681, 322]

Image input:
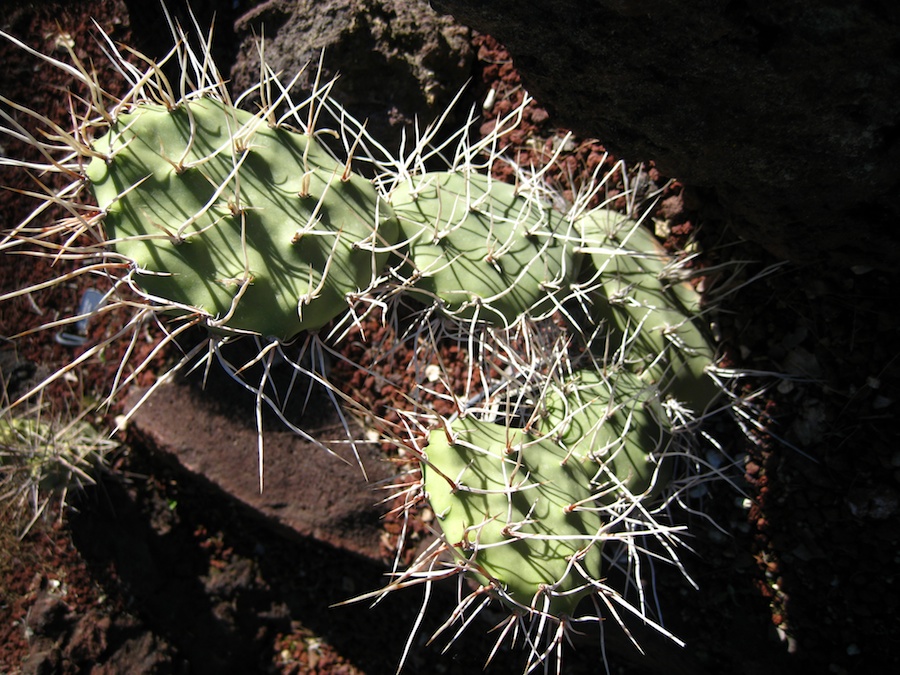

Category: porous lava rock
[230, 0, 474, 154]
[431, 0, 900, 271]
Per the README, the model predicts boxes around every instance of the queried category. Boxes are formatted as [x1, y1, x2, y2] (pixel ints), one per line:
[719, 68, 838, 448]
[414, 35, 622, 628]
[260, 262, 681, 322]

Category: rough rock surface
[230, 0, 474, 154]
[432, 0, 900, 270]
[125, 376, 394, 563]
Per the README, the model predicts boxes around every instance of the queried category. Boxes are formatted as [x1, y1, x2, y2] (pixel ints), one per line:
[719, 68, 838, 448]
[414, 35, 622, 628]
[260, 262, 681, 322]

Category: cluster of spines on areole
[0, 14, 729, 675]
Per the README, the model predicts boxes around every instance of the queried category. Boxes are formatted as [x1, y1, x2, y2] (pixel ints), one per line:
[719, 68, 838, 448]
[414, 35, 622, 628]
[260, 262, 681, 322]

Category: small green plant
[0, 404, 116, 537]
[0, 10, 733, 673]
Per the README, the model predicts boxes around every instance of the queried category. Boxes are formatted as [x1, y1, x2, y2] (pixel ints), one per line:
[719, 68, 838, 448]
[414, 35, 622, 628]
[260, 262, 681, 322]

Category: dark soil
[2, 2, 898, 675]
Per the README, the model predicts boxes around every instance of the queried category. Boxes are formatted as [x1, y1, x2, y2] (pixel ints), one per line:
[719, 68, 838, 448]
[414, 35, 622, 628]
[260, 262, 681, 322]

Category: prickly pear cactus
[423, 416, 606, 617]
[0, 17, 735, 673]
[422, 368, 674, 619]
[391, 171, 578, 325]
[87, 98, 399, 339]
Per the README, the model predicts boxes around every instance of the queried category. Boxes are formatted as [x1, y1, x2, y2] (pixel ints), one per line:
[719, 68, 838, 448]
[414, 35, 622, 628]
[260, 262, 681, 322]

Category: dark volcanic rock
[125, 378, 394, 563]
[432, 0, 900, 270]
[231, 0, 474, 155]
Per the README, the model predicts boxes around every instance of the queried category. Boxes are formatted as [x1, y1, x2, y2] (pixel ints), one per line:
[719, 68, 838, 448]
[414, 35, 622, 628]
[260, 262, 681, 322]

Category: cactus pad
[86, 98, 398, 339]
[541, 369, 672, 503]
[391, 171, 577, 325]
[424, 417, 606, 617]
[577, 208, 718, 412]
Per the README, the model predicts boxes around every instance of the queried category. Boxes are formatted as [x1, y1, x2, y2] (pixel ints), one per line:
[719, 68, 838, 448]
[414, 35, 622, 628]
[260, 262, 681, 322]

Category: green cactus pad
[540, 369, 672, 503]
[423, 417, 606, 617]
[577, 208, 719, 412]
[86, 98, 398, 340]
[391, 171, 577, 325]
